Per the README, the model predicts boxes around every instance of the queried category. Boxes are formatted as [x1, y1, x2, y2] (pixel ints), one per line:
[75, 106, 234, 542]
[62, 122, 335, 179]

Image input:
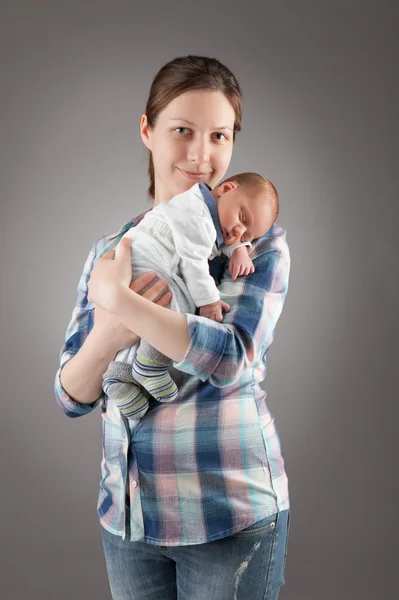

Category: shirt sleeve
[173, 227, 290, 387]
[54, 238, 103, 418]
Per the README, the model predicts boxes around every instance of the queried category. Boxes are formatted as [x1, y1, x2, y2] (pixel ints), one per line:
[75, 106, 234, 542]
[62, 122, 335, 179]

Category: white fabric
[222, 239, 252, 259]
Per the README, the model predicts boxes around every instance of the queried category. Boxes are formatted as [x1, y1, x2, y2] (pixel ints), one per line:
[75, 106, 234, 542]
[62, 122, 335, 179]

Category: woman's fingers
[118, 236, 132, 260]
[100, 249, 115, 260]
[129, 271, 157, 294]
[124, 236, 170, 303]
[129, 271, 170, 299]
[155, 289, 173, 307]
[142, 278, 170, 302]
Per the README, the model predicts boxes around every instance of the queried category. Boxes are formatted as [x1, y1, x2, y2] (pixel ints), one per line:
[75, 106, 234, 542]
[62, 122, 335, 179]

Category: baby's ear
[218, 181, 237, 195]
[214, 183, 223, 197]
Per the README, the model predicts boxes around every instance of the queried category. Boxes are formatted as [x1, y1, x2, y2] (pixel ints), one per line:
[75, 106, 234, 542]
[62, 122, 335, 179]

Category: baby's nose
[233, 223, 245, 237]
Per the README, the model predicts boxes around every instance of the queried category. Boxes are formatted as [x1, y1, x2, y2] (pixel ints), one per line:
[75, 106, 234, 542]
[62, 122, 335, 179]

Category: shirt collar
[198, 182, 224, 249]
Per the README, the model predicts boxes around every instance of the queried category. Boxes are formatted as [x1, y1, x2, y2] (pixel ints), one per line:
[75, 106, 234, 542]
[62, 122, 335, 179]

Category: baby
[102, 172, 279, 420]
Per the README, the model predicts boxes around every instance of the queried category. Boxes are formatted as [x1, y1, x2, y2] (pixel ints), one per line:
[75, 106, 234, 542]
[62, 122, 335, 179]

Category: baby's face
[216, 187, 274, 246]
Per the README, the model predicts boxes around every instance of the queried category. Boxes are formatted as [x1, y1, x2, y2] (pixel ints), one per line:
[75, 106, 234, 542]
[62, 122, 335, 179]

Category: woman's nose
[187, 137, 210, 165]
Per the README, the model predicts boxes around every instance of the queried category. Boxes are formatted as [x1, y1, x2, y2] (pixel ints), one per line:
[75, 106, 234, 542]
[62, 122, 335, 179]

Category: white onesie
[121, 181, 251, 307]
[114, 181, 250, 367]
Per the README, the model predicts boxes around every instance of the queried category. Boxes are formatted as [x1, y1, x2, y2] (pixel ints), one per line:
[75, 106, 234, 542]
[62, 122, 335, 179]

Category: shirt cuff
[54, 364, 102, 418]
[172, 313, 227, 382]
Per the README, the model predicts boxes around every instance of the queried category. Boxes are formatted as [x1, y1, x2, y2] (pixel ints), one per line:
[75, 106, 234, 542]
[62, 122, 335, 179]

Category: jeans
[101, 502, 290, 600]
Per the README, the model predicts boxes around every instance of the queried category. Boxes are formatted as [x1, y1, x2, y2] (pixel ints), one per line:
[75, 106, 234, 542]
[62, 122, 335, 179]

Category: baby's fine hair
[219, 172, 279, 221]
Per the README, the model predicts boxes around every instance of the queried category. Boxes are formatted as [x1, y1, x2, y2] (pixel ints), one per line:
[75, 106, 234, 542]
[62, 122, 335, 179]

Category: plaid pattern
[54, 209, 291, 546]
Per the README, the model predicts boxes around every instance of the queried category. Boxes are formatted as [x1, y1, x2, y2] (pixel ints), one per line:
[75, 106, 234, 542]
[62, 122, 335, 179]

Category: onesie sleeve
[221, 241, 252, 259]
[168, 210, 221, 307]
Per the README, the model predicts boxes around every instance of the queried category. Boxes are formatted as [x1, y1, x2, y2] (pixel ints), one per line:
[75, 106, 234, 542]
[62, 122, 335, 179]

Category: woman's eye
[175, 127, 190, 135]
[213, 132, 226, 141]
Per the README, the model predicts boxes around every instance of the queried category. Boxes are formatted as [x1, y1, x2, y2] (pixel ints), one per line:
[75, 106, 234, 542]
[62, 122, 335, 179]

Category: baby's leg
[102, 361, 149, 419]
[102, 228, 196, 415]
[132, 340, 178, 403]
[101, 274, 148, 418]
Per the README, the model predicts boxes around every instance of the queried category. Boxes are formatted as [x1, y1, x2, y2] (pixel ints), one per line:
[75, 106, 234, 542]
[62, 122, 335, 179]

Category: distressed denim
[101, 503, 290, 600]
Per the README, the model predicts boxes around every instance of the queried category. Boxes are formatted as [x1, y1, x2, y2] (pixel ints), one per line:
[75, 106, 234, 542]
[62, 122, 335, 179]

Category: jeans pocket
[233, 514, 277, 538]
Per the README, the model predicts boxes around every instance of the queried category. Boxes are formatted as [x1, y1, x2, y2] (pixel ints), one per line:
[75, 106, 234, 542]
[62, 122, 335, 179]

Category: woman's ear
[140, 114, 152, 150]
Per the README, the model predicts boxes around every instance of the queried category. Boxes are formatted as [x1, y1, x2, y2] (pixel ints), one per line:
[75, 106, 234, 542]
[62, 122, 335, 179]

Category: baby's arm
[170, 212, 222, 306]
[198, 243, 255, 320]
[228, 245, 255, 281]
[175, 227, 231, 322]
[199, 298, 230, 322]
[220, 241, 254, 282]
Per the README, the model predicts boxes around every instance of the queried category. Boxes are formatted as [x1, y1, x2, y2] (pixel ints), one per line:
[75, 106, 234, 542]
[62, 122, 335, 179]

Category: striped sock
[132, 354, 178, 403]
[102, 361, 149, 419]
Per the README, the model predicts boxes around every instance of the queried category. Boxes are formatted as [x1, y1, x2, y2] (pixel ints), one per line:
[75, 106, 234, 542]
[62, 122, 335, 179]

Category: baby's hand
[199, 300, 230, 322]
[229, 246, 255, 282]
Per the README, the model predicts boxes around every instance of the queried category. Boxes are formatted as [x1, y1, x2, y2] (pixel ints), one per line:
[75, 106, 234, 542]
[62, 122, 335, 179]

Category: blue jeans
[101, 503, 290, 600]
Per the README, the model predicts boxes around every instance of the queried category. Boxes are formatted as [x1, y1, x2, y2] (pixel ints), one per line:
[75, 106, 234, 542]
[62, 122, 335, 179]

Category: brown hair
[144, 55, 243, 199]
[219, 172, 280, 222]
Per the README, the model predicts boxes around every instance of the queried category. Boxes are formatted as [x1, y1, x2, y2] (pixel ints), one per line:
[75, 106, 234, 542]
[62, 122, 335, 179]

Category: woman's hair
[145, 55, 243, 199]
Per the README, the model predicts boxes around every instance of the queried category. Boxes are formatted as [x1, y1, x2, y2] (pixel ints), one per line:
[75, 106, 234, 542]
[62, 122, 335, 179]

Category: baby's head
[211, 172, 279, 246]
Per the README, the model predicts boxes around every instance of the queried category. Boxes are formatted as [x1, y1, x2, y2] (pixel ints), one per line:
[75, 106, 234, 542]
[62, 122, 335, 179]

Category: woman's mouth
[177, 168, 211, 182]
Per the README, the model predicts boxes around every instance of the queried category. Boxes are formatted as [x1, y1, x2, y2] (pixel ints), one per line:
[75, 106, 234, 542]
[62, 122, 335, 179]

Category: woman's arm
[59, 282, 173, 406]
[174, 226, 291, 386]
[59, 308, 137, 407]
[87, 226, 290, 387]
[107, 287, 190, 362]
[55, 235, 172, 416]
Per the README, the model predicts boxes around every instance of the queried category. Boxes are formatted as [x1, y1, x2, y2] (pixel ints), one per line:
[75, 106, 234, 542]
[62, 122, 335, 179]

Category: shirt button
[131, 480, 138, 489]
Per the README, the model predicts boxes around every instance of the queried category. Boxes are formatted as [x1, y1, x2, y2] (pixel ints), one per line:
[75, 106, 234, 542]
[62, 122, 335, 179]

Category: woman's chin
[172, 175, 198, 194]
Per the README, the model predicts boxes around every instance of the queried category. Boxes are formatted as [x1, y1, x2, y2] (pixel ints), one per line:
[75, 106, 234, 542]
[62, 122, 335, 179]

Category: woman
[55, 55, 291, 600]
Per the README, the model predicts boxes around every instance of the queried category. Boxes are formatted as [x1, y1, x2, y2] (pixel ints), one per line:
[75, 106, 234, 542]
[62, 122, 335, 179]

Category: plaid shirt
[55, 209, 291, 546]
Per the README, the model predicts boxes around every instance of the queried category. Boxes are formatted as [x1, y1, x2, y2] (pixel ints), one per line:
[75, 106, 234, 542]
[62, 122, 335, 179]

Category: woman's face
[140, 89, 236, 205]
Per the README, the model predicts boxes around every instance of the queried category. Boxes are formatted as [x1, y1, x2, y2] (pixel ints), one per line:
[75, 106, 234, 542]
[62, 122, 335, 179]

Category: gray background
[1, 1, 398, 599]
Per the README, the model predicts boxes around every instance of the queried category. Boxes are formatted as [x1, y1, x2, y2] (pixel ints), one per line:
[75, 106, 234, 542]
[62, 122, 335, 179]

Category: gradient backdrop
[1, 1, 398, 599]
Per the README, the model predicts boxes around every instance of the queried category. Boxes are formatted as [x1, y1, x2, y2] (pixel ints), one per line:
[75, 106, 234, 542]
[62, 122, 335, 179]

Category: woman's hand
[88, 237, 133, 313]
[88, 238, 173, 351]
